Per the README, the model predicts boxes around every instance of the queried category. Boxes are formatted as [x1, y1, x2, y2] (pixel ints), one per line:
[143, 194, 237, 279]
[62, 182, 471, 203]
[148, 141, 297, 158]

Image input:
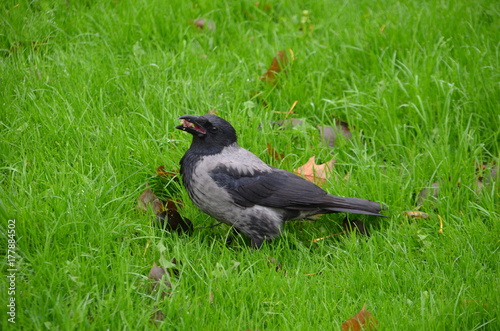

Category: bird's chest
[180, 154, 237, 220]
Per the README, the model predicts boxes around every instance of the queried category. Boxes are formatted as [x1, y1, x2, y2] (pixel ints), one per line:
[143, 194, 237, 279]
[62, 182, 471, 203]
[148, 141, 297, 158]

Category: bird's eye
[210, 126, 218, 133]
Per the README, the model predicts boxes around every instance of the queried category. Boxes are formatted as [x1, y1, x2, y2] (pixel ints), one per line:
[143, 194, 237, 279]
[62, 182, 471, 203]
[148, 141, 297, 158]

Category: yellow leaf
[294, 156, 335, 185]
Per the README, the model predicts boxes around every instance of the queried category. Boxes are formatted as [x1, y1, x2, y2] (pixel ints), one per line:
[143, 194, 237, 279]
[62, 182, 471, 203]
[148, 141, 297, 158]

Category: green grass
[1, 0, 499, 329]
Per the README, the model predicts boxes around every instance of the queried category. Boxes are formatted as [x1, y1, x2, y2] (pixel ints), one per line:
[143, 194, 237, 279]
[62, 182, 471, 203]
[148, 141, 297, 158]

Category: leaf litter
[294, 156, 335, 186]
[341, 304, 378, 331]
[260, 49, 295, 86]
[138, 184, 193, 235]
[317, 118, 352, 147]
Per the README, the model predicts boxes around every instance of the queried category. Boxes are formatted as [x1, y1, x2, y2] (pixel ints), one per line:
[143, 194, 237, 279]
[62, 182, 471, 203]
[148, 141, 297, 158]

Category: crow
[176, 114, 385, 248]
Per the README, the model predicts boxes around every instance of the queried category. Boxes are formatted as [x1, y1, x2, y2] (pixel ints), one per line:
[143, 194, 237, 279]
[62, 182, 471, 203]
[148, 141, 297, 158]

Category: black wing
[209, 164, 332, 210]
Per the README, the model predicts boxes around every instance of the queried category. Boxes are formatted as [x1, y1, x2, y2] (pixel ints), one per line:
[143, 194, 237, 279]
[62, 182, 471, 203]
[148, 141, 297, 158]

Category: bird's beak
[175, 115, 207, 136]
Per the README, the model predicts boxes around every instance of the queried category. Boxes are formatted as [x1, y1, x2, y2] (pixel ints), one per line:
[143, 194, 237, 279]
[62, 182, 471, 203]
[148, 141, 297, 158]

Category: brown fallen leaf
[294, 156, 335, 185]
[341, 304, 378, 331]
[138, 186, 193, 234]
[156, 166, 179, 178]
[318, 119, 352, 147]
[148, 262, 167, 282]
[190, 18, 216, 31]
[260, 49, 294, 85]
[165, 198, 184, 210]
[137, 186, 164, 214]
[148, 262, 171, 298]
[155, 207, 193, 235]
[266, 143, 284, 161]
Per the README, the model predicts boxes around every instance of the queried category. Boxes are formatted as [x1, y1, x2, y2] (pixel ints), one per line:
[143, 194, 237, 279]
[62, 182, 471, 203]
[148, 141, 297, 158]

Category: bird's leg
[225, 227, 245, 246]
[250, 237, 264, 249]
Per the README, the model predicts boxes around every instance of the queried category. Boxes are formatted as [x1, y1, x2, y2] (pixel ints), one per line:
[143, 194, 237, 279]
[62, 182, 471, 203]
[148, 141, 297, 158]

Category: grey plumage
[176, 114, 385, 248]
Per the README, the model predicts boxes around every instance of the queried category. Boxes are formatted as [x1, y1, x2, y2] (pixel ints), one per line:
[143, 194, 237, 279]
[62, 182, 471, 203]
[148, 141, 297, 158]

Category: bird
[176, 114, 385, 248]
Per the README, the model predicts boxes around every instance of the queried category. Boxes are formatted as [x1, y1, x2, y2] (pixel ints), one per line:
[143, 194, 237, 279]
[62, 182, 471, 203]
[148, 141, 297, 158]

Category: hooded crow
[176, 114, 385, 248]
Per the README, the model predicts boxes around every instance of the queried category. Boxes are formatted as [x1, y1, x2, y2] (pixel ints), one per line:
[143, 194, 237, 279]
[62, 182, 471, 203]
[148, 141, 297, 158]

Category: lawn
[1, 0, 499, 329]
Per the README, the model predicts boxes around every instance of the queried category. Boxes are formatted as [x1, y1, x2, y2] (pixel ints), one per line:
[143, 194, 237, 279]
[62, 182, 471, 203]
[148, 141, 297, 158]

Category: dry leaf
[165, 198, 183, 210]
[266, 143, 284, 161]
[190, 18, 216, 31]
[341, 304, 378, 331]
[148, 262, 167, 282]
[137, 186, 164, 214]
[156, 166, 179, 178]
[138, 184, 192, 234]
[155, 208, 193, 235]
[294, 156, 335, 185]
[318, 119, 352, 147]
[148, 262, 171, 298]
[260, 49, 294, 85]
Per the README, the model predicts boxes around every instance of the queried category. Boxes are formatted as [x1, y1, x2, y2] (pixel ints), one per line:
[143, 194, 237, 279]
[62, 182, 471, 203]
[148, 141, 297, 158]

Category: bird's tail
[323, 195, 386, 217]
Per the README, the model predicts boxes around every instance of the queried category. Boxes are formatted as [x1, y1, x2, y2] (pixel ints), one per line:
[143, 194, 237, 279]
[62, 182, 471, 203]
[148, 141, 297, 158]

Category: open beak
[175, 115, 207, 136]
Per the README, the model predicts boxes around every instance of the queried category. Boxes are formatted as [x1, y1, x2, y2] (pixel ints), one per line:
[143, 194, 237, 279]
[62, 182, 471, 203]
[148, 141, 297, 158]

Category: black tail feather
[323, 195, 386, 217]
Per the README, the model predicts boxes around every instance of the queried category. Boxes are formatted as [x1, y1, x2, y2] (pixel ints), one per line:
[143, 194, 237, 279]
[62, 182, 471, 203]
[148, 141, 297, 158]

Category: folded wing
[210, 163, 383, 216]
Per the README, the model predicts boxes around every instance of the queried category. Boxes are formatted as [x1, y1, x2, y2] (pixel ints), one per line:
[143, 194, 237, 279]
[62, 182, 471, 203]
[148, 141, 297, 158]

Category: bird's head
[176, 114, 237, 153]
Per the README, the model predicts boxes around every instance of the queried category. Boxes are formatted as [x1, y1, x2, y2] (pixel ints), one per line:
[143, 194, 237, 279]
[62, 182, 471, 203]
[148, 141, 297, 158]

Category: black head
[175, 114, 237, 154]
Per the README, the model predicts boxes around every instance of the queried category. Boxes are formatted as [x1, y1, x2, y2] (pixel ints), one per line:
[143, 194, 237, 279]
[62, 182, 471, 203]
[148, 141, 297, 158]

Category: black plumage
[176, 114, 385, 248]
